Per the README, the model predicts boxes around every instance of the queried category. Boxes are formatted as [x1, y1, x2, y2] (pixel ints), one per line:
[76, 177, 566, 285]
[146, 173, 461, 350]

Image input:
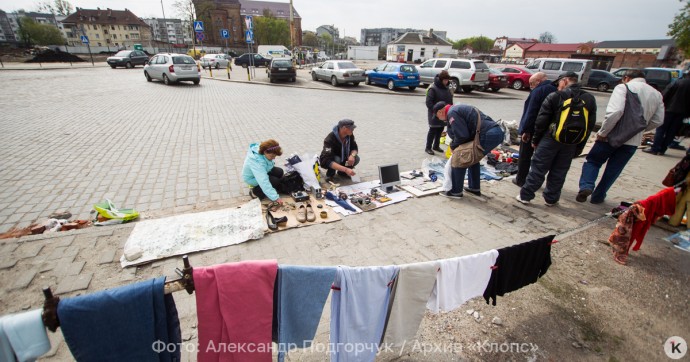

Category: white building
[143, 18, 191, 45]
[347, 45, 377, 60]
[386, 30, 453, 62]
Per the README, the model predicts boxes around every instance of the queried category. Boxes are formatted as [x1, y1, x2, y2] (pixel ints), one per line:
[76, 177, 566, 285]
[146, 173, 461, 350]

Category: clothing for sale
[382, 261, 439, 347]
[483, 235, 554, 306]
[194, 260, 278, 362]
[330, 265, 399, 362]
[670, 174, 690, 226]
[0, 309, 50, 362]
[427, 250, 499, 313]
[57, 277, 180, 362]
[630, 187, 676, 251]
[272, 265, 337, 362]
[608, 204, 646, 265]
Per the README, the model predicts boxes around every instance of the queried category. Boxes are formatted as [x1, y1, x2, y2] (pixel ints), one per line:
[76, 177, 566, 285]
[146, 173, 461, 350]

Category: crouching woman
[242, 139, 285, 205]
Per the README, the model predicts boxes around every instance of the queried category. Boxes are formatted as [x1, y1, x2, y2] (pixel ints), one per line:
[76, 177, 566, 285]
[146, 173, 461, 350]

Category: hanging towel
[382, 261, 439, 347]
[426, 250, 499, 313]
[483, 236, 554, 306]
[57, 277, 180, 362]
[194, 260, 277, 362]
[330, 265, 399, 362]
[272, 265, 337, 362]
[630, 187, 676, 251]
[0, 309, 50, 362]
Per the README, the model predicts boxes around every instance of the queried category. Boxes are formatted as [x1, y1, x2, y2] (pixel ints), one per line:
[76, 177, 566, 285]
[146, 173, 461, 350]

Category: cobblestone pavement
[0, 66, 682, 361]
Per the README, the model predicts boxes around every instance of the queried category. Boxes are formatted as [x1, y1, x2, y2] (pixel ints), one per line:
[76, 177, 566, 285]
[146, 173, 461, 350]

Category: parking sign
[220, 29, 229, 39]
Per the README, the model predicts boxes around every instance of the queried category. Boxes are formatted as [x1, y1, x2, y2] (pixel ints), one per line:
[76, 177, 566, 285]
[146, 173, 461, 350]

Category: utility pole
[160, 0, 170, 53]
[289, 0, 295, 65]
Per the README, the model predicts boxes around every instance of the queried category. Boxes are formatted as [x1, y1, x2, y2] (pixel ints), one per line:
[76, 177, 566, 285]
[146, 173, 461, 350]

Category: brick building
[593, 39, 680, 68]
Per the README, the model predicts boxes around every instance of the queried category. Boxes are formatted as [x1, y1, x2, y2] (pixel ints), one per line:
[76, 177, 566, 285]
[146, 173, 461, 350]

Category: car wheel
[365, 76, 371, 85]
[193, 79, 200, 85]
[387, 80, 395, 90]
[353, 82, 360, 86]
[163, 74, 171, 85]
[145, 71, 152, 82]
[110, 65, 116, 69]
[491, 88, 500, 92]
[125, 62, 133, 69]
[312, 72, 317, 81]
[331, 76, 338, 86]
[462, 86, 473, 93]
[449, 78, 460, 94]
[597, 83, 609, 92]
[242, 63, 248, 68]
[512, 79, 523, 90]
[269, 76, 275, 83]
[215, 63, 220, 69]
[409, 86, 416, 91]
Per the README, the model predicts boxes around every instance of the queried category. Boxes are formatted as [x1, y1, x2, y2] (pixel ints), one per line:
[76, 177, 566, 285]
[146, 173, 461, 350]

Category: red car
[482, 68, 508, 92]
[495, 66, 534, 90]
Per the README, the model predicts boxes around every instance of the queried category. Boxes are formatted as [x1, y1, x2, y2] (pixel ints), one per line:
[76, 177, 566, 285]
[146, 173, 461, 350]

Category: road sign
[80, 35, 89, 44]
[245, 30, 253, 44]
[220, 29, 229, 39]
[244, 16, 253, 30]
[193, 21, 204, 32]
[196, 32, 205, 42]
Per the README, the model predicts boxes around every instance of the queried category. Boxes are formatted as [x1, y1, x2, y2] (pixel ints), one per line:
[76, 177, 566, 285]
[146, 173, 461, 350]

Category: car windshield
[489, 69, 503, 74]
[399, 65, 416, 73]
[114, 51, 132, 57]
[172, 56, 195, 64]
[474, 61, 489, 70]
[273, 60, 292, 67]
[337, 62, 357, 69]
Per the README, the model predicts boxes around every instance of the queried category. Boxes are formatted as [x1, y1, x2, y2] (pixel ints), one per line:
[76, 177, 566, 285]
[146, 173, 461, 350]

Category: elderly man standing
[514, 72, 557, 187]
[576, 69, 664, 204]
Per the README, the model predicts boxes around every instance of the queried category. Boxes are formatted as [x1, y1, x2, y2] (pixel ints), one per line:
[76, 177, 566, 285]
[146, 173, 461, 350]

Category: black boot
[266, 210, 278, 230]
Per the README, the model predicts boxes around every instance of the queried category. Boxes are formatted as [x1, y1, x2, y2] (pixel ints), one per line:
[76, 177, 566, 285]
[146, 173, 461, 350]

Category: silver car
[200, 54, 230, 69]
[311, 60, 365, 86]
[144, 53, 200, 85]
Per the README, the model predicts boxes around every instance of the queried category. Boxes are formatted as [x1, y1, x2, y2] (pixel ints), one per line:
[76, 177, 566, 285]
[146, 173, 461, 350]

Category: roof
[509, 42, 536, 50]
[498, 37, 538, 43]
[389, 32, 452, 46]
[62, 8, 148, 27]
[595, 39, 675, 49]
[526, 43, 585, 52]
[238, 0, 301, 18]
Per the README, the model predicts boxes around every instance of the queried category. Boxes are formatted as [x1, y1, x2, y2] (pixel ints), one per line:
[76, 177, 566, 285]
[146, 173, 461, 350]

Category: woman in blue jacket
[242, 139, 284, 204]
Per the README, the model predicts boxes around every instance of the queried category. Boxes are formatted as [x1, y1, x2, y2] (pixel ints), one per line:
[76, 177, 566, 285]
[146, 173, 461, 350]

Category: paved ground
[0, 64, 685, 361]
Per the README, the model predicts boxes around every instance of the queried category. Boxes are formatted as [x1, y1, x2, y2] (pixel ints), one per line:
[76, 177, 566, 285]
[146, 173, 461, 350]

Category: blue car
[365, 63, 420, 91]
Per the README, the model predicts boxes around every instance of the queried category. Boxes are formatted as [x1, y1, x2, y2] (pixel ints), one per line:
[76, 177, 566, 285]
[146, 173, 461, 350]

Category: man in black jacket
[517, 72, 597, 206]
[644, 76, 690, 155]
[319, 119, 359, 181]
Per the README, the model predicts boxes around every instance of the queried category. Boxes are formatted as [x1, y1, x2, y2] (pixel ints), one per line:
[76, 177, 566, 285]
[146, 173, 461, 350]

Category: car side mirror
[144, 60, 148, 65]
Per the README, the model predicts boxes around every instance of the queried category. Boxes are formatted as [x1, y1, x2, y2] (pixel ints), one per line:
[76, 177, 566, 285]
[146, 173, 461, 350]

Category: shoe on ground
[512, 178, 523, 187]
[439, 191, 463, 199]
[642, 148, 662, 155]
[297, 204, 307, 223]
[463, 187, 481, 197]
[306, 203, 316, 222]
[249, 189, 257, 199]
[545, 200, 558, 207]
[515, 194, 530, 204]
[576, 189, 592, 203]
[433, 147, 444, 153]
[425, 149, 434, 155]
[590, 198, 605, 205]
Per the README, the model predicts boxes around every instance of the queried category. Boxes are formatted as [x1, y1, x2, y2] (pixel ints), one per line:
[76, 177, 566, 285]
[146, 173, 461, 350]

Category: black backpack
[550, 91, 591, 144]
[279, 171, 305, 193]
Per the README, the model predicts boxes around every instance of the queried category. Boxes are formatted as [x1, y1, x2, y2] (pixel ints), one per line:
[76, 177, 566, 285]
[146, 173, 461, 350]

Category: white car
[311, 60, 365, 86]
[144, 53, 200, 85]
[199, 54, 230, 69]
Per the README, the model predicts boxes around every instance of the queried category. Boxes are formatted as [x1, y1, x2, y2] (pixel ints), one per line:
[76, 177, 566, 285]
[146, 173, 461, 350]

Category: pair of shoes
[297, 203, 316, 223]
[576, 189, 592, 203]
[463, 187, 481, 197]
[545, 200, 558, 207]
[425, 149, 434, 155]
[433, 147, 444, 153]
[512, 178, 523, 187]
[439, 191, 463, 199]
[642, 148, 661, 155]
[249, 189, 256, 199]
[266, 211, 278, 230]
[515, 194, 530, 204]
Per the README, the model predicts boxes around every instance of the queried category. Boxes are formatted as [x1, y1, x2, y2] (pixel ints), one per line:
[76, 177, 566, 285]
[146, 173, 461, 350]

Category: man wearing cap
[319, 119, 360, 181]
[516, 71, 597, 206]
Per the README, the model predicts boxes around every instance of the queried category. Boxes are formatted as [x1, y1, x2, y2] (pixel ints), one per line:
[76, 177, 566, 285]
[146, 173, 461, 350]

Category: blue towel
[325, 191, 357, 212]
[57, 277, 180, 362]
[272, 265, 337, 362]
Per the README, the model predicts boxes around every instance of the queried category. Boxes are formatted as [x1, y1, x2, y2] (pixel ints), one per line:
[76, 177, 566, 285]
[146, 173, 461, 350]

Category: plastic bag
[93, 199, 139, 222]
[442, 155, 453, 191]
[290, 153, 320, 190]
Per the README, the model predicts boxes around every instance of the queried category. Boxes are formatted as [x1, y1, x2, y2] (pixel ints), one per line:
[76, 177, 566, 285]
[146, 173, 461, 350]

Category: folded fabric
[630, 187, 676, 251]
[272, 265, 337, 362]
[483, 236, 554, 306]
[427, 250, 499, 313]
[330, 265, 399, 362]
[58, 277, 179, 362]
[0, 309, 50, 362]
[195, 260, 278, 362]
[382, 261, 439, 346]
[325, 191, 357, 212]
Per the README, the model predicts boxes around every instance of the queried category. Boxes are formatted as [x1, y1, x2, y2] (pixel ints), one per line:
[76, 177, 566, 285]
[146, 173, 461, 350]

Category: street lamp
[160, 0, 171, 53]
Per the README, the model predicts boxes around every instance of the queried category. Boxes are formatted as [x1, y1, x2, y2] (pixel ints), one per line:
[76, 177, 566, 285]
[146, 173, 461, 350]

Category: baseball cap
[338, 119, 356, 129]
[432, 101, 447, 114]
[552, 71, 579, 85]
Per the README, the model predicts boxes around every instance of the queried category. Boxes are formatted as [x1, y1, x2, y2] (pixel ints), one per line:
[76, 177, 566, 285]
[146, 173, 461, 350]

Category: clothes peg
[164, 255, 195, 295]
[41, 287, 60, 332]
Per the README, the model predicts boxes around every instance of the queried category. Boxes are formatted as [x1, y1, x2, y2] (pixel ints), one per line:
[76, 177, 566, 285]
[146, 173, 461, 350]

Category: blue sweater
[518, 80, 557, 135]
[446, 105, 499, 148]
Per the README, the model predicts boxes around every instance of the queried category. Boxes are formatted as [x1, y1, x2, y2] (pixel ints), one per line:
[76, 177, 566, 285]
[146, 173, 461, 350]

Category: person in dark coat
[425, 70, 454, 155]
[644, 76, 690, 155]
[319, 119, 359, 181]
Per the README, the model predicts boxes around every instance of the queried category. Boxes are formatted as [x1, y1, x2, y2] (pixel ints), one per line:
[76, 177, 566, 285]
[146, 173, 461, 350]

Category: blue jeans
[579, 141, 637, 203]
[451, 126, 505, 193]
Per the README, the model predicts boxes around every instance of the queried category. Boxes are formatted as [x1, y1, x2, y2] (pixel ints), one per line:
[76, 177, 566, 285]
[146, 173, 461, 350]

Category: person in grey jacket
[425, 70, 453, 155]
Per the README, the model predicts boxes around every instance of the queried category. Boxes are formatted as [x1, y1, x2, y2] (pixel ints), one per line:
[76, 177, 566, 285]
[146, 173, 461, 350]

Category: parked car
[643, 67, 683, 90]
[611, 67, 634, 78]
[525, 58, 593, 84]
[495, 66, 534, 90]
[311, 60, 365, 86]
[481, 68, 508, 92]
[200, 54, 230, 69]
[144, 53, 200, 85]
[234, 53, 272, 68]
[107, 50, 149, 69]
[364, 62, 420, 90]
[585, 69, 621, 92]
[416, 58, 490, 93]
[267, 58, 296, 83]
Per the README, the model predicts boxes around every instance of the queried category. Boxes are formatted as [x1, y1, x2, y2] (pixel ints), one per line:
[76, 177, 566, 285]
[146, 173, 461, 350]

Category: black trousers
[252, 167, 284, 200]
[425, 127, 444, 150]
[520, 135, 577, 204]
[515, 140, 535, 186]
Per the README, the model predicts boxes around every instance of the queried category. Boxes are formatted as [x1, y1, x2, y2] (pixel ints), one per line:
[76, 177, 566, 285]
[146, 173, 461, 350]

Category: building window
[125, 34, 129, 39]
[113, 34, 117, 39]
[97, 42, 101, 46]
[420, 48, 425, 57]
[111, 26, 115, 30]
[95, 34, 99, 39]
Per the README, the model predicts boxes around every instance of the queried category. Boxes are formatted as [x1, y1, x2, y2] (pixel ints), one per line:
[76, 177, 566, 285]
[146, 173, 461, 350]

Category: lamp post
[160, 0, 171, 53]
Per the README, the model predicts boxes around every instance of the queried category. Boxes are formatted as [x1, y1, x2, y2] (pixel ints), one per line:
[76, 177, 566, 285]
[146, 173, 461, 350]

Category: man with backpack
[516, 72, 597, 206]
[576, 69, 664, 204]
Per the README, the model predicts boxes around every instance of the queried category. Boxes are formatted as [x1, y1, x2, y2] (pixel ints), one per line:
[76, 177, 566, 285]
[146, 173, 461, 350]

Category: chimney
[428, 28, 434, 38]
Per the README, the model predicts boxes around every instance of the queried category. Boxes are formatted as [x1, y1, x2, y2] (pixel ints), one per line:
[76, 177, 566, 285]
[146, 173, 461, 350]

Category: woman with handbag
[242, 139, 285, 205]
[433, 102, 505, 198]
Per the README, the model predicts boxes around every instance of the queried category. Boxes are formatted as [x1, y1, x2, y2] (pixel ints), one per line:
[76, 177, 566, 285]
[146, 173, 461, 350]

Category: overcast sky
[1, 0, 684, 43]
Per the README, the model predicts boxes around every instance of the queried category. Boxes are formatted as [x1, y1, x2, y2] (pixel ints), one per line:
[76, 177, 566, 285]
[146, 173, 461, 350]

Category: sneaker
[515, 194, 530, 204]
[545, 200, 558, 207]
[433, 147, 444, 153]
[439, 191, 463, 199]
[512, 178, 523, 187]
[463, 187, 481, 197]
[576, 189, 592, 203]
[249, 189, 256, 199]
[425, 149, 434, 155]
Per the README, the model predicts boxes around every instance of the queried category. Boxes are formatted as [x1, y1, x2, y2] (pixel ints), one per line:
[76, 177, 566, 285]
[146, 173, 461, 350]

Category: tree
[254, 10, 289, 46]
[669, 0, 690, 57]
[174, 0, 214, 45]
[18, 17, 65, 46]
[539, 31, 557, 44]
[36, 0, 73, 15]
[451, 36, 493, 52]
[302, 32, 319, 47]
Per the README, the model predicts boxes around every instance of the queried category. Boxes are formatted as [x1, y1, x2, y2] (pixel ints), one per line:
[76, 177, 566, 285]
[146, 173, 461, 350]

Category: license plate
[279, 68, 287, 71]
[407, 76, 415, 79]
[182, 66, 192, 70]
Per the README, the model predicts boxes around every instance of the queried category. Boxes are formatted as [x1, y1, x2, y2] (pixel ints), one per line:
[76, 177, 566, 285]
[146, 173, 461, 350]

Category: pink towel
[194, 260, 278, 362]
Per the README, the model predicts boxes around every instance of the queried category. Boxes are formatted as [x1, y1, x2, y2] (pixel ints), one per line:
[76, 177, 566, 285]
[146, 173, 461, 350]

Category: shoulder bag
[451, 108, 485, 168]
[606, 84, 647, 148]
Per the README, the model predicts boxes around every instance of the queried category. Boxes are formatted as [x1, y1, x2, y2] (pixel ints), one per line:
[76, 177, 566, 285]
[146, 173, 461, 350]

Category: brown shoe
[297, 204, 307, 223]
[306, 203, 316, 222]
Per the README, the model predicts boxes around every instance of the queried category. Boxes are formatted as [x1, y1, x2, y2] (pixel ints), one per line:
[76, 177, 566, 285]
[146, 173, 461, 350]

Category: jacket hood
[433, 74, 448, 89]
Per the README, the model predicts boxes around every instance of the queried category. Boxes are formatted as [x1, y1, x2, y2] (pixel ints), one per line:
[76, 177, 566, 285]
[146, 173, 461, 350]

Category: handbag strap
[473, 107, 482, 144]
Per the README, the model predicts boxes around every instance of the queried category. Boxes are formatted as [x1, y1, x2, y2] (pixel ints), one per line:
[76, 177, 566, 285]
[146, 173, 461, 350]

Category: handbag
[662, 155, 690, 187]
[279, 171, 305, 193]
[451, 108, 485, 168]
[606, 84, 648, 148]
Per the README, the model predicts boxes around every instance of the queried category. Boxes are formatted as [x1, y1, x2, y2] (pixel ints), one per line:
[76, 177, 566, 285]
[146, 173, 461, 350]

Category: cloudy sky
[2, 0, 684, 43]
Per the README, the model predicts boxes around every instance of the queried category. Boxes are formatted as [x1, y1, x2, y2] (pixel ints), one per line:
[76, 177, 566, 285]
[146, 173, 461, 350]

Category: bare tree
[35, 0, 73, 15]
[539, 31, 557, 44]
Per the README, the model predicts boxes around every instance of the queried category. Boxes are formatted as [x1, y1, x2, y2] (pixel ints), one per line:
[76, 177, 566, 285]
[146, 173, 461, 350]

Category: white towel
[1, 309, 51, 362]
